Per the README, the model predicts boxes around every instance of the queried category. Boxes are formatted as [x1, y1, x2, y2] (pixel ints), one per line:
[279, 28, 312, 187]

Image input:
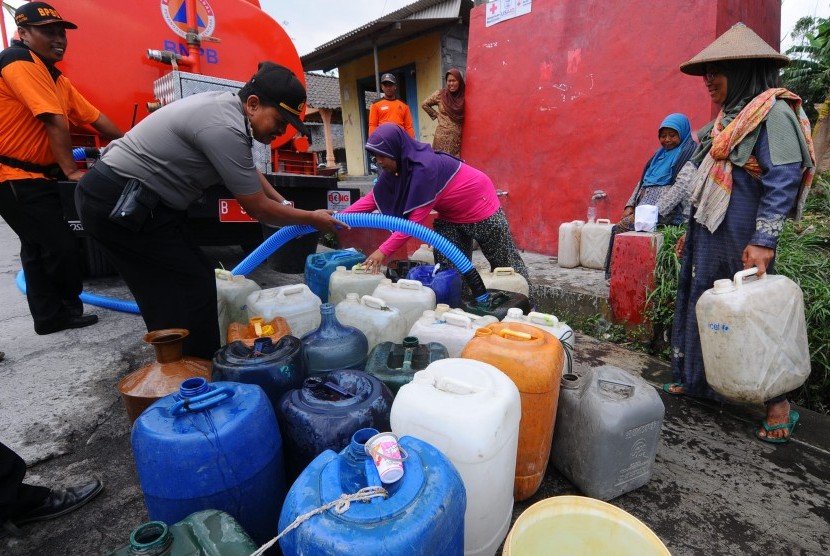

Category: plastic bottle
[328, 264, 385, 305]
[410, 244, 435, 265]
[365, 336, 449, 394]
[480, 267, 530, 297]
[215, 269, 260, 346]
[301, 302, 368, 376]
[371, 278, 437, 332]
[246, 284, 321, 338]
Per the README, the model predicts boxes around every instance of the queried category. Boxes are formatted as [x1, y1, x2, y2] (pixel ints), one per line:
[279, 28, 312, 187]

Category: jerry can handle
[498, 328, 533, 340]
[733, 267, 765, 287]
[170, 387, 235, 415]
[361, 295, 389, 310]
[596, 218, 612, 224]
[435, 375, 482, 395]
[528, 311, 559, 327]
[214, 268, 233, 280]
[493, 267, 515, 276]
[443, 312, 472, 328]
[597, 379, 634, 398]
[280, 285, 306, 296]
[351, 263, 368, 273]
[397, 279, 423, 290]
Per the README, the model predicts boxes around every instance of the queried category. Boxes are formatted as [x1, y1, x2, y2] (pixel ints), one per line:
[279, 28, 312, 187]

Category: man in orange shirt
[368, 73, 415, 138]
[0, 2, 122, 335]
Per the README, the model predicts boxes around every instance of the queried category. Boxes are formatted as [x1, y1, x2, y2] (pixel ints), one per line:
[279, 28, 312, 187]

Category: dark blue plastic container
[211, 336, 304, 411]
[460, 289, 532, 320]
[305, 249, 366, 302]
[277, 370, 393, 480]
[385, 259, 427, 283]
[301, 303, 368, 377]
[407, 265, 462, 307]
[131, 378, 286, 546]
[279, 428, 466, 555]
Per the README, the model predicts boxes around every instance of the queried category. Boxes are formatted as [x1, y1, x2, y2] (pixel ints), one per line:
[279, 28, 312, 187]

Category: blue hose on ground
[16, 270, 140, 314]
[232, 213, 489, 302]
[14, 213, 488, 314]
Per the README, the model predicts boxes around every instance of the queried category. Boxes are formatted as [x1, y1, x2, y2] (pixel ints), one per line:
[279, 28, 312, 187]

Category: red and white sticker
[327, 190, 352, 211]
[218, 199, 257, 222]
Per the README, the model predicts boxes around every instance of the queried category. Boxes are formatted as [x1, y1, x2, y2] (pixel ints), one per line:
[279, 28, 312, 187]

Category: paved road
[1, 220, 828, 555]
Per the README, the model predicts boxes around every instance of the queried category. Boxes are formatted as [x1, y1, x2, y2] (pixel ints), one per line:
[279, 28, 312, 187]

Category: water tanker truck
[2, 0, 356, 275]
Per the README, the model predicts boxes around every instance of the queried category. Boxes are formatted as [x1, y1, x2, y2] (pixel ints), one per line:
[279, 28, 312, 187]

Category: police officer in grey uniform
[75, 62, 347, 359]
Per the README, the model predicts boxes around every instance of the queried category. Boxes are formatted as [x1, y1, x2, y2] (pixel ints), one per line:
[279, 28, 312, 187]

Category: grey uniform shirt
[101, 91, 261, 209]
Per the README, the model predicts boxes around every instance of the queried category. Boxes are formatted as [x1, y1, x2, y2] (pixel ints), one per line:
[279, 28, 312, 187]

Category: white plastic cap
[506, 308, 524, 318]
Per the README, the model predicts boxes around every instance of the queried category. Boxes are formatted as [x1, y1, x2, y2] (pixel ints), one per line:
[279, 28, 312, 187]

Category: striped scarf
[691, 88, 815, 232]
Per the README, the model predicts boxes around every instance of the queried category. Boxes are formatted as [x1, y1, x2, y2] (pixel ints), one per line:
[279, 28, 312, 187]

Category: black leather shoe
[12, 478, 104, 526]
[34, 314, 99, 335]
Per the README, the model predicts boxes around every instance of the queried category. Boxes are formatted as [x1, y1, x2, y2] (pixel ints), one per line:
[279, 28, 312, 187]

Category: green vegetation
[783, 16, 830, 122]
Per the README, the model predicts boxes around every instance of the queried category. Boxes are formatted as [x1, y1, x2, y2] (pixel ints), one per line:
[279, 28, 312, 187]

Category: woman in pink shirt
[342, 124, 529, 284]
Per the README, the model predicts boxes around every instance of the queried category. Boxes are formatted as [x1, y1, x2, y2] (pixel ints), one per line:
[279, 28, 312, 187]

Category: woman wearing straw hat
[666, 23, 815, 443]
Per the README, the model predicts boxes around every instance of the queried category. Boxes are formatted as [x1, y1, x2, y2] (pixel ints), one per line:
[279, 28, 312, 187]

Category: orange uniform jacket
[368, 98, 415, 138]
[0, 42, 99, 181]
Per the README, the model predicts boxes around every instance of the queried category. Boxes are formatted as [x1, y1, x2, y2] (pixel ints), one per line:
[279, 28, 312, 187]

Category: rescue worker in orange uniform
[368, 73, 415, 138]
[0, 2, 123, 335]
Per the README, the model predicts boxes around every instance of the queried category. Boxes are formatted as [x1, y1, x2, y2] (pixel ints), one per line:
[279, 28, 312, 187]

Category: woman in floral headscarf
[421, 69, 465, 156]
[667, 24, 815, 444]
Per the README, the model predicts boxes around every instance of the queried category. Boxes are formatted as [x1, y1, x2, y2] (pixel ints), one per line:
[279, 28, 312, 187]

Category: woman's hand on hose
[363, 250, 386, 274]
[742, 244, 775, 276]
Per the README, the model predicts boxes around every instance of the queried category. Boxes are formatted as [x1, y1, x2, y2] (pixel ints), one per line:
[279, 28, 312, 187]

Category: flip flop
[662, 382, 685, 395]
[755, 410, 800, 444]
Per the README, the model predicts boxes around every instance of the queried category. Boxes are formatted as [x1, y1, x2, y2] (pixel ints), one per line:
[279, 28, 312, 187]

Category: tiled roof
[304, 72, 341, 109]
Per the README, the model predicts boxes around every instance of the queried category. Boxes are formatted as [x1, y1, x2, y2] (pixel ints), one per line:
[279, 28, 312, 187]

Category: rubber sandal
[662, 382, 685, 395]
[755, 410, 800, 444]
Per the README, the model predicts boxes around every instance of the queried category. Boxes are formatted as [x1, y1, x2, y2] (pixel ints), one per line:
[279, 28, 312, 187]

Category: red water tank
[49, 0, 304, 146]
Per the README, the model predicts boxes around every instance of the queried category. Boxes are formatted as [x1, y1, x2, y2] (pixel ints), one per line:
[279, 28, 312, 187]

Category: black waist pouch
[108, 178, 160, 231]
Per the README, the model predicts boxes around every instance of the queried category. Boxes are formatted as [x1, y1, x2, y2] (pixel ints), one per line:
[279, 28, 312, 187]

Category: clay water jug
[277, 370, 393, 479]
[278, 428, 466, 555]
[550, 366, 665, 501]
[328, 264, 385, 305]
[579, 218, 613, 269]
[695, 268, 811, 403]
[335, 294, 408, 351]
[225, 316, 290, 347]
[301, 302, 368, 377]
[558, 220, 584, 268]
[365, 336, 449, 394]
[392, 358, 521, 555]
[461, 323, 564, 501]
[215, 269, 260, 346]
[106, 510, 257, 556]
[118, 329, 212, 423]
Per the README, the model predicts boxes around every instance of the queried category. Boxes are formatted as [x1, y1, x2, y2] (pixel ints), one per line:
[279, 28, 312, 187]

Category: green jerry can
[107, 510, 258, 556]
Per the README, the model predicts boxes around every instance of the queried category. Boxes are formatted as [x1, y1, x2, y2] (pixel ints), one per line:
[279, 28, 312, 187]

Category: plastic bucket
[503, 496, 669, 555]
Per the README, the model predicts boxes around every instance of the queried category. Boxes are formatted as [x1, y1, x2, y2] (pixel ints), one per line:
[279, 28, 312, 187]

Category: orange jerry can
[226, 316, 291, 347]
[461, 323, 564, 500]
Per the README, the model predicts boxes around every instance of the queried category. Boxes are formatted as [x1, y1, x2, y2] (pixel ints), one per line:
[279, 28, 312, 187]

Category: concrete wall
[339, 32, 443, 176]
[462, 0, 781, 255]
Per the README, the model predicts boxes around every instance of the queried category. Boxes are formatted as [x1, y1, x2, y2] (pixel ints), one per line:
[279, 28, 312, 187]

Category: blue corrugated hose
[15, 213, 489, 314]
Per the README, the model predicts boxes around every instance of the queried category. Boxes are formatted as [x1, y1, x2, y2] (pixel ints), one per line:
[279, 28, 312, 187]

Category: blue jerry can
[131, 378, 286, 546]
